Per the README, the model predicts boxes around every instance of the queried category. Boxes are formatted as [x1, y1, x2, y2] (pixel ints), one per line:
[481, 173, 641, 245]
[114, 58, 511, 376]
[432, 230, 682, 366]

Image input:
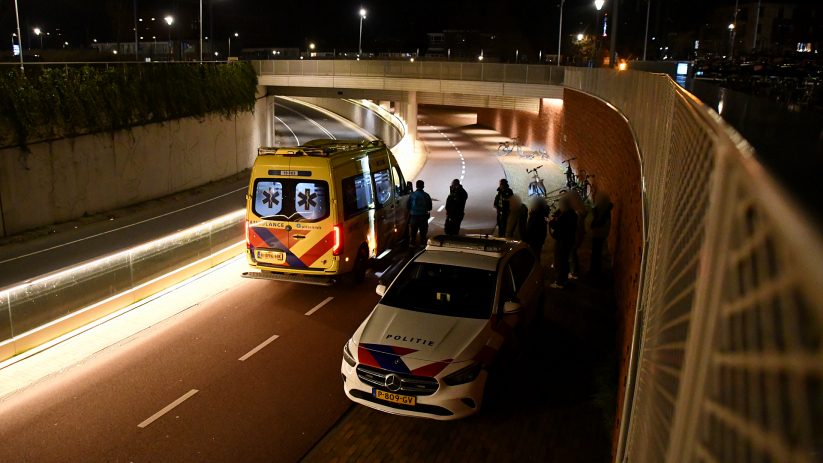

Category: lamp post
[153, 36, 156, 60]
[730, 0, 739, 58]
[199, 0, 203, 61]
[557, 0, 565, 66]
[608, 0, 619, 68]
[165, 16, 173, 61]
[595, 0, 604, 65]
[359, 8, 366, 55]
[34, 28, 43, 49]
[309, 42, 315, 58]
[229, 32, 238, 59]
[13, 0, 23, 71]
[643, 0, 651, 60]
[133, 0, 139, 61]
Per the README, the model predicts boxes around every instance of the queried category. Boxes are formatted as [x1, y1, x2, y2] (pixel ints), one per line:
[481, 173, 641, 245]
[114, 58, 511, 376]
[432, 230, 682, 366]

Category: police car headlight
[343, 341, 357, 367]
[443, 362, 482, 386]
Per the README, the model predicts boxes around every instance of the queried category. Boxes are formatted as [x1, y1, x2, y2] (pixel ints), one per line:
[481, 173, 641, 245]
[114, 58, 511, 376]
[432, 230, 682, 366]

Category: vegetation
[0, 62, 258, 151]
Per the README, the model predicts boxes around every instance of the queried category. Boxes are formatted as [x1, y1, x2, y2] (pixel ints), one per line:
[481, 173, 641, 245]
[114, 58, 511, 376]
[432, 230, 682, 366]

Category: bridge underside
[266, 86, 542, 112]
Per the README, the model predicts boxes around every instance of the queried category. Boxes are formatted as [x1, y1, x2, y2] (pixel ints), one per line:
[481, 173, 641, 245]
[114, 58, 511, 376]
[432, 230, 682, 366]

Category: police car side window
[341, 173, 375, 220]
[373, 170, 392, 206]
[509, 250, 535, 291]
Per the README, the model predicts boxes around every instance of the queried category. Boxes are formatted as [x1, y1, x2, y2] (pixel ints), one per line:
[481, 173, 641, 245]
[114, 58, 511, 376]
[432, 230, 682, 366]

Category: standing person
[525, 195, 549, 261]
[568, 191, 588, 279]
[589, 191, 613, 275]
[505, 195, 528, 240]
[444, 179, 468, 235]
[547, 195, 577, 289]
[407, 180, 433, 248]
[493, 179, 513, 237]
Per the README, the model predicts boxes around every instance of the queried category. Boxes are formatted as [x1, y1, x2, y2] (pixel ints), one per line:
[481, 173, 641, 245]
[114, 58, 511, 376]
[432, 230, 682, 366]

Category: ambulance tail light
[245, 220, 250, 249]
[332, 225, 343, 256]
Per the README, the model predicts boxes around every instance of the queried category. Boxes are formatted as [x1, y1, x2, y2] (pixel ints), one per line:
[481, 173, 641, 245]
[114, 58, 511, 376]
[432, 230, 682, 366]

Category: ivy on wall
[0, 62, 258, 151]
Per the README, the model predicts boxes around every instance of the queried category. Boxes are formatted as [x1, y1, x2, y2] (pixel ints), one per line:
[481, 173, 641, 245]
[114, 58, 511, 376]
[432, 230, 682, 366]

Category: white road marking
[275, 102, 336, 139]
[428, 217, 435, 223]
[305, 296, 334, 316]
[437, 205, 445, 212]
[138, 390, 198, 428]
[274, 116, 300, 145]
[460, 176, 464, 180]
[377, 249, 391, 259]
[238, 334, 280, 361]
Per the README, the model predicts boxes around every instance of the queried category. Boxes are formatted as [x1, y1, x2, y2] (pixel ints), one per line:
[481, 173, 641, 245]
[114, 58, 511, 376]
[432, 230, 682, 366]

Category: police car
[341, 235, 544, 419]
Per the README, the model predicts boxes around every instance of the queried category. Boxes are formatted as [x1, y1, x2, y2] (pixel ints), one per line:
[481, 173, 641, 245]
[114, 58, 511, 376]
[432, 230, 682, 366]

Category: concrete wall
[478, 89, 644, 446]
[0, 93, 268, 236]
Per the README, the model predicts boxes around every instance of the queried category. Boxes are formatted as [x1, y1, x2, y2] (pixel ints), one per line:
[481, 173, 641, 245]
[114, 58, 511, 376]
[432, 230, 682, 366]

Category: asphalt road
[0, 97, 373, 289]
[0, 107, 506, 463]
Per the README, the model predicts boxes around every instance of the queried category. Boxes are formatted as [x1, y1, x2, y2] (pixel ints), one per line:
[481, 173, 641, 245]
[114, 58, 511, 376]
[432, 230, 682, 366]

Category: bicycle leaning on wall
[497, 138, 524, 157]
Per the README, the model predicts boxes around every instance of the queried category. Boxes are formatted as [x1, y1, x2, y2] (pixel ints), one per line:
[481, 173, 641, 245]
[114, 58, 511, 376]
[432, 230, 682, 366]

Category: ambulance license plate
[257, 250, 285, 263]
[373, 389, 416, 406]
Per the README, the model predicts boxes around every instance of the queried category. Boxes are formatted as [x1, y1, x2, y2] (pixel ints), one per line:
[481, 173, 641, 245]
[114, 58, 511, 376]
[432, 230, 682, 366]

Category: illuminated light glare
[618, 62, 627, 71]
[728, 23, 735, 30]
[332, 225, 342, 255]
[595, 0, 605, 10]
[113, 50, 118, 54]
[34, 28, 41, 35]
[165, 16, 173, 26]
[577, 34, 584, 41]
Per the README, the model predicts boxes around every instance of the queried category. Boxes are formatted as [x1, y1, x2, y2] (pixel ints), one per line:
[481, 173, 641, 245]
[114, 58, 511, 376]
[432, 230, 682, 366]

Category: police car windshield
[380, 262, 497, 319]
[252, 178, 330, 223]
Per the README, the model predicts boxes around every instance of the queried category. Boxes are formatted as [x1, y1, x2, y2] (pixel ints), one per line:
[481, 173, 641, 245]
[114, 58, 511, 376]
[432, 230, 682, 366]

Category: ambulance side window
[373, 170, 392, 206]
[392, 166, 407, 197]
[341, 173, 374, 220]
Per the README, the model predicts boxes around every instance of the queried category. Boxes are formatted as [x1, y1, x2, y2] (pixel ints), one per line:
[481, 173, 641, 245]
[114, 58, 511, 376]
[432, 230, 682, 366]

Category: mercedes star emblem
[385, 374, 402, 392]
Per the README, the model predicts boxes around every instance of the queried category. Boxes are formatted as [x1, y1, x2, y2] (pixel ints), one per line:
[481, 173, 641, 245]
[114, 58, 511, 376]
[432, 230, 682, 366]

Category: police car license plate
[257, 250, 285, 263]
[373, 389, 416, 406]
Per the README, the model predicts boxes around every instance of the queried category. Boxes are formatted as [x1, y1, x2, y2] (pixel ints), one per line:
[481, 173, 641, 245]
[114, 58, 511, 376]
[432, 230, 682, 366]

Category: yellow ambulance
[243, 139, 413, 285]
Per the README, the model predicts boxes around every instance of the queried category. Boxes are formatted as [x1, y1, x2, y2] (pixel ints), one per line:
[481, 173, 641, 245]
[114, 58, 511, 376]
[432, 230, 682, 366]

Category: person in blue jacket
[407, 180, 433, 248]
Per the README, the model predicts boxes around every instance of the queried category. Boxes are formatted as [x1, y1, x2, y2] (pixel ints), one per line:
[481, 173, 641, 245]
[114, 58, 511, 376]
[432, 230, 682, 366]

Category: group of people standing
[494, 178, 613, 289]
[405, 177, 613, 289]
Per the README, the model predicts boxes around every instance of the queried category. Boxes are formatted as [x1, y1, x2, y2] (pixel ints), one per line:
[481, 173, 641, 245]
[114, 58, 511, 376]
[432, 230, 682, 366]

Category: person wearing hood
[589, 191, 613, 275]
[493, 179, 513, 237]
[505, 194, 528, 241]
[525, 195, 549, 260]
[444, 179, 468, 235]
[547, 194, 577, 289]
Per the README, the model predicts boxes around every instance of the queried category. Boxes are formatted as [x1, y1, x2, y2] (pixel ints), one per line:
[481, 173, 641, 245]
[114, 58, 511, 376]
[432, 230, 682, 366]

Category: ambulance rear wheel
[353, 247, 369, 284]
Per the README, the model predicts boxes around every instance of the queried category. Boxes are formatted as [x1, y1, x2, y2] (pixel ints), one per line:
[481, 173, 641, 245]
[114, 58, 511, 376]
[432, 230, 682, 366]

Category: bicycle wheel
[498, 145, 508, 156]
[516, 146, 523, 157]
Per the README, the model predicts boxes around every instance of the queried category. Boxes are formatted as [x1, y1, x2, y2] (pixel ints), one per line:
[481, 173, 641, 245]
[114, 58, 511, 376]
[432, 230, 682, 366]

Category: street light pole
[608, 0, 618, 68]
[229, 32, 237, 59]
[359, 8, 366, 55]
[133, 0, 139, 61]
[557, 0, 565, 66]
[730, 0, 739, 58]
[165, 16, 173, 61]
[595, 1, 604, 66]
[199, 0, 203, 61]
[34, 28, 42, 50]
[13, 0, 23, 71]
[643, 0, 651, 60]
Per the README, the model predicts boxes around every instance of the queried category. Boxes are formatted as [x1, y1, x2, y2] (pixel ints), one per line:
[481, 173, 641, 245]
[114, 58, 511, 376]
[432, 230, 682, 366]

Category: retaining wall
[0, 92, 267, 237]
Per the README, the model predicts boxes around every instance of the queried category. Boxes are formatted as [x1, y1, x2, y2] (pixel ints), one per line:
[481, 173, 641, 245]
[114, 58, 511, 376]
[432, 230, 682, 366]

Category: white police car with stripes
[341, 235, 544, 419]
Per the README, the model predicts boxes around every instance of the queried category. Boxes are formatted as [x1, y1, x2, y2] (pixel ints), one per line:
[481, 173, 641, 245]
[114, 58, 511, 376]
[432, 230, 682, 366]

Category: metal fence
[566, 68, 823, 462]
[254, 59, 566, 85]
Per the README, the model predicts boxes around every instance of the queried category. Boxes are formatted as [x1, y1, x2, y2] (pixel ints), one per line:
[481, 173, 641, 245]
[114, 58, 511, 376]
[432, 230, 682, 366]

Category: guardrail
[254, 60, 566, 85]
[565, 69, 823, 462]
[0, 211, 245, 363]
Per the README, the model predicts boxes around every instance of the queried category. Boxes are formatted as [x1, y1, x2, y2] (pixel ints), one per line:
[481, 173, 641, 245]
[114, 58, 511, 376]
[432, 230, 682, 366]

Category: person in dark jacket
[525, 196, 549, 261]
[568, 191, 588, 279]
[547, 195, 577, 288]
[444, 179, 468, 235]
[505, 195, 528, 240]
[589, 191, 613, 275]
[407, 180, 433, 247]
[493, 179, 513, 237]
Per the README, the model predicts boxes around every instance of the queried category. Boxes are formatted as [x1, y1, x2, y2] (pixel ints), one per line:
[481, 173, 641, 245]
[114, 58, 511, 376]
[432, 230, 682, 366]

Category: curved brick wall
[478, 88, 643, 448]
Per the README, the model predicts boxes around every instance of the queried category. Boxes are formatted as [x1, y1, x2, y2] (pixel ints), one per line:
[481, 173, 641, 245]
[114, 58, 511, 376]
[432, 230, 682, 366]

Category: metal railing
[565, 69, 823, 462]
[253, 60, 566, 86]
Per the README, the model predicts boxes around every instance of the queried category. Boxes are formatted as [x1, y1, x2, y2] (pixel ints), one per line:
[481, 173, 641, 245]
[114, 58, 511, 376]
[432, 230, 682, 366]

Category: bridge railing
[565, 69, 823, 463]
[254, 60, 566, 85]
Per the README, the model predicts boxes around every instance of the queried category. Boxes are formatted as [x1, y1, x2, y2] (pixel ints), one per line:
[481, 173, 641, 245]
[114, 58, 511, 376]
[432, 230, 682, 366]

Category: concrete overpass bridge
[254, 60, 823, 463]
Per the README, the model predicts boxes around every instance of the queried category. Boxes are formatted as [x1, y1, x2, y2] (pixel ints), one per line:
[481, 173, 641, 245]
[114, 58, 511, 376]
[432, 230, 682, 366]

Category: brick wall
[478, 89, 644, 452]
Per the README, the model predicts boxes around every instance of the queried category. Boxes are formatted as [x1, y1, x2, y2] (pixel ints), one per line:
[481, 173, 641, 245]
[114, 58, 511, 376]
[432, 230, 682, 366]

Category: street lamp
[557, 0, 565, 66]
[165, 16, 173, 61]
[359, 8, 366, 55]
[229, 32, 238, 59]
[577, 33, 584, 41]
[34, 28, 43, 49]
[595, 0, 604, 9]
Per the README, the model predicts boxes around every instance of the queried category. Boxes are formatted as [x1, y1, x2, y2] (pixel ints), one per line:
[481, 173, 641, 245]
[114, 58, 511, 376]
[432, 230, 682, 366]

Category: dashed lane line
[238, 335, 280, 361]
[138, 389, 199, 428]
[437, 205, 445, 212]
[305, 297, 334, 316]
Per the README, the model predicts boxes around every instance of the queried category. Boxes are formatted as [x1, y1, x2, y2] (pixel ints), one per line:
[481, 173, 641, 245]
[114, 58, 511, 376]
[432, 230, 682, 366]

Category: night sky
[1, 0, 812, 58]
